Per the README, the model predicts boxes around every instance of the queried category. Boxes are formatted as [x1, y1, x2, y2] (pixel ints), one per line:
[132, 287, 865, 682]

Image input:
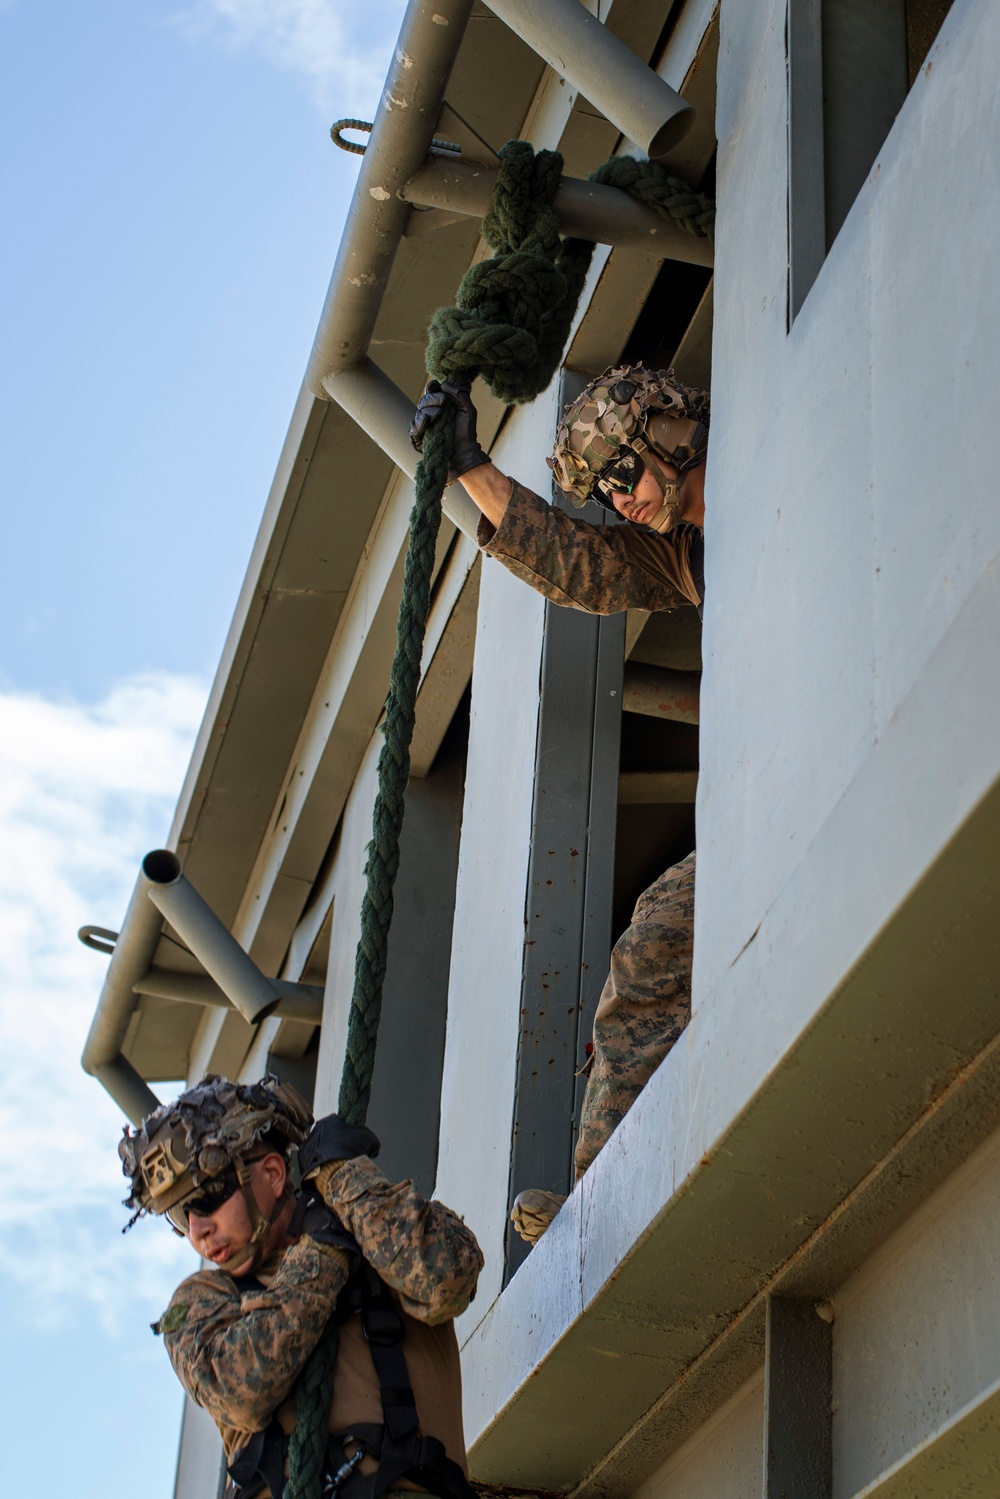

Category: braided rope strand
[338, 411, 454, 1127]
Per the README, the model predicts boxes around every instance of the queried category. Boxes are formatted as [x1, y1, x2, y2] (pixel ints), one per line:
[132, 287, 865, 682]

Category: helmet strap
[228, 1153, 283, 1273]
[631, 437, 681, 532]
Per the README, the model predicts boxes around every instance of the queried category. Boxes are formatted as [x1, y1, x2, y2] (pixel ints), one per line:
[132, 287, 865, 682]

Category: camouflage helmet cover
[119, 1073, 313, 1224]
[547, 365, 710, 506]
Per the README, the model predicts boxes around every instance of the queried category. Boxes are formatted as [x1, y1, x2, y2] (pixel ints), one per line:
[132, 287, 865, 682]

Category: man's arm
[159, 1236, 349, 1438]
[479, 481, 700, 614]
[314, 1156, 484, 1326]
[457, 460, 514, 530]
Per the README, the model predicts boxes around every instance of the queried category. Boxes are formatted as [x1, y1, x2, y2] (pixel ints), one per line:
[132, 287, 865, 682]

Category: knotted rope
[285, 141, 715, 1499]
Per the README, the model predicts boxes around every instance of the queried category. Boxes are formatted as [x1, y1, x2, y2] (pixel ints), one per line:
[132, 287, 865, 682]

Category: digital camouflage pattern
[575, 852, 696, 1179]
[547, 366, 710, 505]
[160, 1234, 350, 1456]
[157, 1155, 483, 1462]
[479, 482, 702, 612]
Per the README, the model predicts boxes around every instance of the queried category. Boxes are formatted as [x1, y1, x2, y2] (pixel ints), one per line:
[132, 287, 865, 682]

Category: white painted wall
[314, 733, 381, 1112]
[434, 382, 562, 1324]
[457, 0, 1000, 1462]
[634, 1371, 764, 1499]
[691, 0, 1000, 1140]
[832, 1121, 1000, 1498]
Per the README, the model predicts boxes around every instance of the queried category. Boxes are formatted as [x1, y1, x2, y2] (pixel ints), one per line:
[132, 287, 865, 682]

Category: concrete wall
[695, 0, 1000, 1171]
[634, 1372, 765, 1499]
[833, 1120, 1000, 1497]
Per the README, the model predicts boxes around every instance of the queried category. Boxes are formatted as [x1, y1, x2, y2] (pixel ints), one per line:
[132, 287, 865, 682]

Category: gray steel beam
[505, 377, 625, 1280]
[402, 157, 714, 266]
[482, 0, 694, 158]
[132, 968, 324, 1025]
[764, 1297, 833, 1498]
[322, 359, 481, 540]
[142, 850, 278, 1026]
[82, 848, 317, 1123]
[81, 857, 168, 1122]
[506, 586, 624, 1281]
[304, 0, 475, 398]
[94, 1057, 161, 1128]
[622, 662, 701, 723]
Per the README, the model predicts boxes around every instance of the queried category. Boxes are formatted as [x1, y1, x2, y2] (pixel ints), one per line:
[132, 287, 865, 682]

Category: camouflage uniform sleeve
[478, 481, 701, 613]
[157, 1237, 350, 1438]
[319, 1157, 484, 1326]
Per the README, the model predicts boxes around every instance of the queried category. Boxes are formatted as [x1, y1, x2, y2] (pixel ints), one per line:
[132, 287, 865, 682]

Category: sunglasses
[595, 446, 642, 501]
[166, 1156, 268, 1231]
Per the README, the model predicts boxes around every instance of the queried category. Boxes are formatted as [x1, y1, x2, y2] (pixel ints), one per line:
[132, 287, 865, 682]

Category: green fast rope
[284, 142, 715, 1499]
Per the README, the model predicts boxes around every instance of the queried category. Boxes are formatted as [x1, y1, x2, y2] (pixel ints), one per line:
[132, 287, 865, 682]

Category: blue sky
[0, 0, 406, 1493]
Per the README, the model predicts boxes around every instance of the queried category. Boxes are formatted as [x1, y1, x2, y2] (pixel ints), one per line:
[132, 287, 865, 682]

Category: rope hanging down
[284, 141, 715, 1499]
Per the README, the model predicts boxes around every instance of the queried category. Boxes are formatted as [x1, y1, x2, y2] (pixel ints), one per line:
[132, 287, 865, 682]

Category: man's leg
[511, 850, 696, 1243]
[574, 849, 695, 1178]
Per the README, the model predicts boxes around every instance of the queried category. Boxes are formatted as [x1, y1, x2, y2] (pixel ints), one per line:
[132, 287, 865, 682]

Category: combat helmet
[119, 1074, 313, 1261]
[547, 365, 709, 530]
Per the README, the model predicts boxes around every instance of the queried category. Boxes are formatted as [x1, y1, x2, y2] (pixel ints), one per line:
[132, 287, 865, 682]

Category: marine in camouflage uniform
[121, 1076, 483, 1495]
[574, 851, 695, 1179]
[411, 367, 707, 1238]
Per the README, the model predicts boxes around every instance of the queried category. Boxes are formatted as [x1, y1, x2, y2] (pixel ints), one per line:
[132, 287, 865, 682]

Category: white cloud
[171, 0, 409, 118]
[0, 671, 210, 1333]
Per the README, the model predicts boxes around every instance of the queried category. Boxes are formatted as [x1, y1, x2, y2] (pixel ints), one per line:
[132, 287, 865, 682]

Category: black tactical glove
[409, 381, 489, 483]
[298, 1199, 360, 1264]
[298, 1114, 381, 1180]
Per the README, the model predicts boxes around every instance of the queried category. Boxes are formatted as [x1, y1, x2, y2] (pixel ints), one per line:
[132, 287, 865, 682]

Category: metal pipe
[481, 0, 694, 158]
[95, 1057, 162, 1128]
[133, 969, 324, 1025]
[323, 359, 482, 540]
[141, 851, 279, 1026]
[622, 663, 701, 724]
[401, 156, 714, 266]
[81, 848, 321, 1123]
[305, 0, 475, 398]
[81, 856, 169, 1121]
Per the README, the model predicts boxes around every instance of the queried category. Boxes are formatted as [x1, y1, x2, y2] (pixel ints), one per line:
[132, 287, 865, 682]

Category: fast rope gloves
[410, 382, 489, 484]
[298, 1114, 381, 1202]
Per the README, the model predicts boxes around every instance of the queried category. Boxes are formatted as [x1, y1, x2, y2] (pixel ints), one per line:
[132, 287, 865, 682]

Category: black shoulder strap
[327, 1263, 472, 1499]
[227, 1419, 286, 1499]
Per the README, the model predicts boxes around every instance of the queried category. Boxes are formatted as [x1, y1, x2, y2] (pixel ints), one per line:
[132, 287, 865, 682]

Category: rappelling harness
[226, 1203, 474, 1499]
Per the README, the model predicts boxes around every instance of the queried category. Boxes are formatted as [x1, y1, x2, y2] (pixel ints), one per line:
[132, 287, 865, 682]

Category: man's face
[183, 1153, 287, 1275]
[609, 461, 680, 527]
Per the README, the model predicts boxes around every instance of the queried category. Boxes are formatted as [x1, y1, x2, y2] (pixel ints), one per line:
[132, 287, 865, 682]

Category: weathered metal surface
[144, 852, 278, 1026]
[132, 969, 324, 1024]
[622, 662, 701, 724]
[506, 580, 624, 1280]
[764, 1298, 832, 1498]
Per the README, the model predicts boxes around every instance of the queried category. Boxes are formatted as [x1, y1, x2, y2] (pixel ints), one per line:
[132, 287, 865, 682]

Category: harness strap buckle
[322, 1441, 367, 1498]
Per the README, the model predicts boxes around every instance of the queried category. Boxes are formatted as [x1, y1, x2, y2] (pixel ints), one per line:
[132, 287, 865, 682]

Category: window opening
[504, 249, 712, 1277]
[788, 0, 957, 320]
